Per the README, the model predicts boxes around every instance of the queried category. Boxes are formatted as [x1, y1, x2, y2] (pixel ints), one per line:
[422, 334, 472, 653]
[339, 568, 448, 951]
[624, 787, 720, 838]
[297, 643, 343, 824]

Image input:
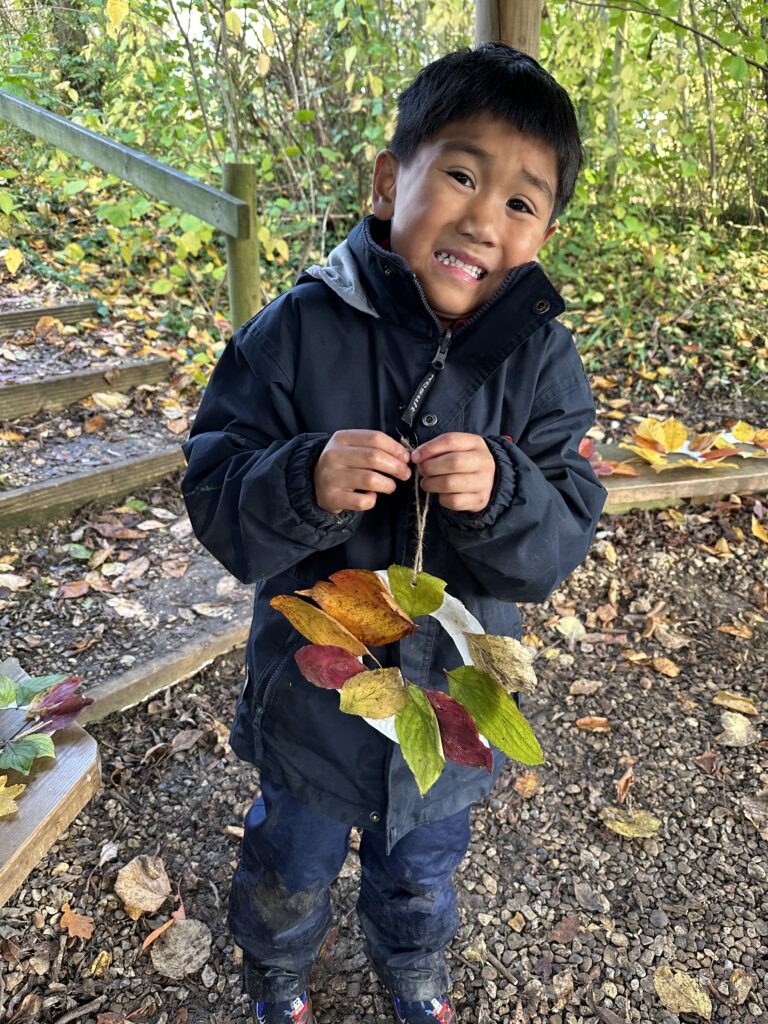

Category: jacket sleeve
[438, 338, 607, 603]
[181, 317, 362, 583]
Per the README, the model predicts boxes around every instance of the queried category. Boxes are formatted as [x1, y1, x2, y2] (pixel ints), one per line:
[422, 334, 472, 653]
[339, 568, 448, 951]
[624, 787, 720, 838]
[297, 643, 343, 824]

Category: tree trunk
[475, 0, 541, 59]
[605, 22, 624, 194]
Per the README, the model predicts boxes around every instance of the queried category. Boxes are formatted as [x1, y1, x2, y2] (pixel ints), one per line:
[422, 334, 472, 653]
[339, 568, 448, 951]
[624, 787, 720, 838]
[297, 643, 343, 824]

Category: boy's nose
[455, 200, 498, 248]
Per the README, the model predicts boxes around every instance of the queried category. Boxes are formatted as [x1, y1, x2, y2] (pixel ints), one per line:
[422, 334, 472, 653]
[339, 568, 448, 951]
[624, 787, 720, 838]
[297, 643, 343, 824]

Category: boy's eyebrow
[437, 140, 555, 204]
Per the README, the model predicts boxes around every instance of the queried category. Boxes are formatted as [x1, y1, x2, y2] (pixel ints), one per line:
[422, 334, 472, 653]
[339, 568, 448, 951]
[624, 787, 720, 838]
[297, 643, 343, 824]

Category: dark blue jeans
[229, 772, 472, 1002]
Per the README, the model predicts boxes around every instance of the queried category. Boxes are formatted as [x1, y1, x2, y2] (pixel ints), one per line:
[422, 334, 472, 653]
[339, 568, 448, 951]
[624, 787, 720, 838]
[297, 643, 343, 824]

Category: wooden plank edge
[0, 447, 185, 530]
[1, 356, 172, 419]
[0, 301, 99, 333]
[604, 465, 768, 511]
[78, 618, 250, 724]
[0, 745, 101, 909]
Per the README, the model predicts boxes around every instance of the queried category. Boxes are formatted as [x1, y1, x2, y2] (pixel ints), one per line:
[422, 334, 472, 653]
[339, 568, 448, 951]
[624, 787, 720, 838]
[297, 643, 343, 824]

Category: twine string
[400, 436, 430, 587]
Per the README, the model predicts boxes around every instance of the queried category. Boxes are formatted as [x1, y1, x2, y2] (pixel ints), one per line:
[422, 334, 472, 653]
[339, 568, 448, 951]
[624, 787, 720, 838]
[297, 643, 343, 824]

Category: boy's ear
[371, 150, 398, 220]
[533, 221, 558, 261]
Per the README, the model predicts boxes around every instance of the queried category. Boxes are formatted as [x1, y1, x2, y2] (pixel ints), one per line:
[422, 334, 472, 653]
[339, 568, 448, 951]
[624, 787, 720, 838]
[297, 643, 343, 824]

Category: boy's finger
[411, 432, 483, 463]
[344, 447, 411, 480]
[338, 429, 410, 462]
[415, 450, 484, 477]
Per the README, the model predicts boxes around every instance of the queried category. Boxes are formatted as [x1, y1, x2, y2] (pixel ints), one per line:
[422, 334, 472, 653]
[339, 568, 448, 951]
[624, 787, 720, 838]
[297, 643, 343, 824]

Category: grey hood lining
[299, 238, 380, 319]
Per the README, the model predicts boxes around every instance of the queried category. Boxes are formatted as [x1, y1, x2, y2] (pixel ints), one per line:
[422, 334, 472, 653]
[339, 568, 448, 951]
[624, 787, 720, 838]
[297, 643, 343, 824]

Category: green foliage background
[0, 0, 766, 398]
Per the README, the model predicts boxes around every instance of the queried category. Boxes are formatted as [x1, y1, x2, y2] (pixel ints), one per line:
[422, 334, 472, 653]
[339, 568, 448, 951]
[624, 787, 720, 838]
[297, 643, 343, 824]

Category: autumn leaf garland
[270, 566, 543, 795]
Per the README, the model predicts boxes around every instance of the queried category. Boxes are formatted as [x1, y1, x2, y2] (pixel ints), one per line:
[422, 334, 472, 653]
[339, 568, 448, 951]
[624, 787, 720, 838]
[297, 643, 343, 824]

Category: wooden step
[0, 446, 185, 530]
[0, 300, 99, 334]
[600, 443, 768, 512]
[79, 614, 250, 725]
[0, 658, 101, 909]
[1, 356, 172, 419]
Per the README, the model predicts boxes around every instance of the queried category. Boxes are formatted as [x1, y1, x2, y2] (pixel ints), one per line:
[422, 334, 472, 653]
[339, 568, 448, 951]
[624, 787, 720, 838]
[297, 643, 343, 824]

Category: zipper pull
[432, 328, 452, 370]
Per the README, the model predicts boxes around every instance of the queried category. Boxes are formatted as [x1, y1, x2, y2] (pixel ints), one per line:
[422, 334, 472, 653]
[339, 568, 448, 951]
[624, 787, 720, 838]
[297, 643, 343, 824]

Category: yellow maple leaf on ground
[731, 420, 755, 442]
[2, 247, 24, 275]
[633, 417, 688, 453]
[752, 516, 768, 544]
[0, 775, 26, 817]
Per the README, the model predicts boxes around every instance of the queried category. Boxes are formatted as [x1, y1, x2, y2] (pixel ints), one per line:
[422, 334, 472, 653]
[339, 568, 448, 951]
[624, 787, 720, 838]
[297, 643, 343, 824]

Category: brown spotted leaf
[297, 569, 414, 645]
[424, 689, 492, 772]
[464, 633, 537, 694]
[338, 668, 407, 719]
[653, 965, 712, 1019]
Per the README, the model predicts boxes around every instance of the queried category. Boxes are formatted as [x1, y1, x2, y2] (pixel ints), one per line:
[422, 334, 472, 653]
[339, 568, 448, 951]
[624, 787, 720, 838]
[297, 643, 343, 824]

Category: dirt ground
[1, 495, 766, 1024]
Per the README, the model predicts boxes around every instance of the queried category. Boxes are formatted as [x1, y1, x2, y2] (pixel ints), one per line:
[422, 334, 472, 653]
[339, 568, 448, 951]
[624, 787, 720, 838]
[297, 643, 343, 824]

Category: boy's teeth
[436, 251, 485, 278]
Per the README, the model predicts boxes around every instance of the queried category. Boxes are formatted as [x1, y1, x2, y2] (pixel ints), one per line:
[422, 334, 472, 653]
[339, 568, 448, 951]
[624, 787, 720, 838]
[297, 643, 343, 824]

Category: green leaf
[124, 498, 147, 511]
[0, 733, 55, 775]
[387, 565, 446, 617]
[296, 109, 315, 122]
[0, 193, 14, 214]
[15, 674, 69, 708]
[447, 666, 543, 766]
[151, 278, 174, 295]
[63, 178, 88, 195]
[395, 684, 444, 796]
[62, 242, 85, 262]
[722, 55, 748, 82]
[0, 675, 17, 708]
[344, 44, 357, 73]
[65, 543, 92, 561]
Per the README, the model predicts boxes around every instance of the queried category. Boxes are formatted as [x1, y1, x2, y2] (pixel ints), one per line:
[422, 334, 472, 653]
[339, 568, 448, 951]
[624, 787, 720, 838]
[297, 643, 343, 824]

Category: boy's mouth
[434, 250, 488, 282]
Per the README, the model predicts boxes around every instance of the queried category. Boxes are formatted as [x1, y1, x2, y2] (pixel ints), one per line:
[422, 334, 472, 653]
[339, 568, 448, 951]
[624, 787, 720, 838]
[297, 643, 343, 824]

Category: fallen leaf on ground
[569, 678, 602, 696]
[91, 391, 130, 411]
[166, 417, 189, 434]
[0, 573, 30, 591]
[114, 855, 172, 920]
[170, 729, 204, 753]
[575, 716, 611, 732]
[652, 657, 680, 677]
[694, 750, 719, 774]
[59, 903, 94, 939]
[84, 414, 107, 434]
[550, 916, 580, 943]
[89, 950, 112, 976]
[514, 770, 541, 798]
[555, 615, 586, 640]
[142, 905, 186, 952]
[107, 596, 149, 619]
[731, 967, 756, 1005]
[465, 632, 538, 694]
[600, 806, 661, 838]
[150, 917, 211, 979]
[715, 711, 761, 747]
[0, 775, 26, 817]
[717, 622, 753, 639]
[99, 841, 119, 867]
[741, 790, 768, 840]
[0, 429, 24, 442]
[623, 649, 650, 663]
[654, 964, 712, 1019]
[615, 765, 634, 804]
[712, 691, 758, 715]
[552, 969, 573, 1010]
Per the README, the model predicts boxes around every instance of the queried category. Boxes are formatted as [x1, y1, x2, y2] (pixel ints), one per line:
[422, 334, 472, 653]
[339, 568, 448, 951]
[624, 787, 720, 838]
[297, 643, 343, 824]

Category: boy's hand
[314, 429, 411, 514]
[411, 433, 496, 513]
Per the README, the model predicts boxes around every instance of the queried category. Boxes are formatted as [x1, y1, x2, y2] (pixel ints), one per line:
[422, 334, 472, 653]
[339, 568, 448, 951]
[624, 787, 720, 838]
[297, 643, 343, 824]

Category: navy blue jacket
[182, 215, 607, 851]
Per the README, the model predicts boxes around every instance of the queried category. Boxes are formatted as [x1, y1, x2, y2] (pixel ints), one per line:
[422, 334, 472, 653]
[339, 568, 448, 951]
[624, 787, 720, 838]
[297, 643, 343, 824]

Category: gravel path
[1, 499, 766, 1024]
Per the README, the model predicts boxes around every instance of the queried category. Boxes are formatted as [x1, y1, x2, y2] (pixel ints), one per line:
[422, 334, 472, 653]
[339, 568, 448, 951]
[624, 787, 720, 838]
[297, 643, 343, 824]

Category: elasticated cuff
[439, 435, 517, 532]
[284, 434, 362, 532]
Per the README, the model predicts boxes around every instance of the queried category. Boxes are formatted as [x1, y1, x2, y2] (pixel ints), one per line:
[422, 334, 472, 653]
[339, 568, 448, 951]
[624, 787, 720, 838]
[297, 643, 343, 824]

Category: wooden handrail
[0, 90, 249, 239]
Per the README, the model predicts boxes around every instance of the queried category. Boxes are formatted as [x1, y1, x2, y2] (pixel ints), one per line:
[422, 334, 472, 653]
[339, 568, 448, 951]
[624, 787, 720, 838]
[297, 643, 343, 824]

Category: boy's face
[372, 115, 559, 328]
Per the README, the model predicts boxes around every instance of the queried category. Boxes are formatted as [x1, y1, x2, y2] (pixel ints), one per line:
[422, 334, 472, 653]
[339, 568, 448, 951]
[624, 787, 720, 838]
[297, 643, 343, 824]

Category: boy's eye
[508, 198, 533, 214]
[447, 171, 473, 187]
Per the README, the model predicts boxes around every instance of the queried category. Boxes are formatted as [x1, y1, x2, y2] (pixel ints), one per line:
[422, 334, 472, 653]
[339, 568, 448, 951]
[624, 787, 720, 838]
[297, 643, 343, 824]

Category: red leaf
[425, 689, 492, 772]
[294, 644, 366, 690]
[34, 693, 94, 734]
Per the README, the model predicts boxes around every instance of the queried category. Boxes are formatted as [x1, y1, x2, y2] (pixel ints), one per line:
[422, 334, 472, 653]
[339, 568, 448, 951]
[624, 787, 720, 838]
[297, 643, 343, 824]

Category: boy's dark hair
[389, 43, 583, 226]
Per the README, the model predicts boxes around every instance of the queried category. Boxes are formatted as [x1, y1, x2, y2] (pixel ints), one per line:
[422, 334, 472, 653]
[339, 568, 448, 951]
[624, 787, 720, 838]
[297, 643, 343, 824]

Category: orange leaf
[296, 569, 414, 646]
[141, 916, 174, 951]
[575, 716, 611, 732]
[514, 770, 541, 798]
[652, 657, 680, 678]
[59, 580, 91, 599]
[615, 765, 634, 804]
[60, 903, 94, 940]
[269, 595, 370, 656]
[84, 414, 107, 434]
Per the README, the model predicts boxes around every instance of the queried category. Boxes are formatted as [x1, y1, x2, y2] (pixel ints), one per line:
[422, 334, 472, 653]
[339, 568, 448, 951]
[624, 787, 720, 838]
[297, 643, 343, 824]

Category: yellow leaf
[0, 775, 26, 818]
[712, 690, 758, 715]
[717, 622, 752, 639]
[60, 903, 94, 940]
[623, 649, 650, 663]
[652, 657, 680, 677]
[600, 806, 661, 838]
[338, 668, 407, 718]
[225, 9, 242, 35]
[274, 239, 289, 262]
[464, 633, 537, 694]
[270, 594, 369, 656]
[261, 23, 275, 46]
[106, 0, 129, 29]
[654, 965, 712, 1019]
[618, 443, 669, 467]
[0, 429, 24, 442]
[257, 53, 270, 76]
[514, 770, 541, 798]
[89, 950, 112, 976]
[731, 420, 755, 442]
[752, 516, 768, 544]
[635, 417, 688, 453]
[555, 615, 586, 640]
[296, 570, 414, 646]
[752, 429, 768, 449]
[2, 247, 24, 275]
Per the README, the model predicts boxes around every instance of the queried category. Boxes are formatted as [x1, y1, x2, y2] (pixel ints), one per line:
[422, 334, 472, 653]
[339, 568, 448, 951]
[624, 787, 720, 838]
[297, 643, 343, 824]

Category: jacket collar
[298, 213, 565, 342]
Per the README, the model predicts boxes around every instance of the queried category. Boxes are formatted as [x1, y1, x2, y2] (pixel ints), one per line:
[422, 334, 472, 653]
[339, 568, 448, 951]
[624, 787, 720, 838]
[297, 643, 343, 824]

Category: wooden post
[223, 163, 260, 330]
[475, 0, 541, 59]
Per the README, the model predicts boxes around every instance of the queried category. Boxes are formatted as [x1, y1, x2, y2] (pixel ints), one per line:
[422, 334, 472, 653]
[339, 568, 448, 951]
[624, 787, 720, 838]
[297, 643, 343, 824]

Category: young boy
[182, 43, 606, 1024]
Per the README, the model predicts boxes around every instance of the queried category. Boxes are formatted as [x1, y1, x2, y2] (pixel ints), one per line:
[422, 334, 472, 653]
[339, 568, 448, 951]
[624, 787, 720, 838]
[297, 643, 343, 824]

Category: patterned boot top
[254, 992, 313, 1023]
[392, 994, 456, 1023]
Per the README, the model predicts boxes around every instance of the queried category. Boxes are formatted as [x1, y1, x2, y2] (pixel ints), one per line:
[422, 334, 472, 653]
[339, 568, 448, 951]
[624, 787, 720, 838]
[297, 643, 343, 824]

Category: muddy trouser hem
[229, 772, 471, 1003]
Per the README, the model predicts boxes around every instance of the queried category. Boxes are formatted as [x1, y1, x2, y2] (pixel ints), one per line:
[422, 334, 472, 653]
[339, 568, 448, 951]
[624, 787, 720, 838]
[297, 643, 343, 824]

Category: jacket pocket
[250, 637, 304, 743]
